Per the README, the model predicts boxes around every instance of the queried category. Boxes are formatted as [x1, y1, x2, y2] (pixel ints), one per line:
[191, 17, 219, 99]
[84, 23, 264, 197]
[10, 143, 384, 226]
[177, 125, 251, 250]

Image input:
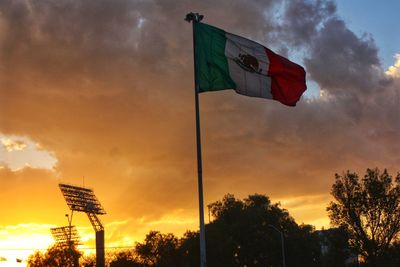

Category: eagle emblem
[233, 53, 262, 74]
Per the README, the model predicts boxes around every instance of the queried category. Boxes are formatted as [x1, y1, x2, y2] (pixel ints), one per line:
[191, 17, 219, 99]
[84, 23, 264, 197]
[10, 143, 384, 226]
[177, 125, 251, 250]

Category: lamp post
[65, 213, 73, 243]
[65, 212, 79, 267]
[268, 224, 286, 267]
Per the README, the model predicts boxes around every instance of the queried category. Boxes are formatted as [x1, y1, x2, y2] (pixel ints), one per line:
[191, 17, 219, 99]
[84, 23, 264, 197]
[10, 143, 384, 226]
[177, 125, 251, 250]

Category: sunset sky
[1, 0, 400, 265]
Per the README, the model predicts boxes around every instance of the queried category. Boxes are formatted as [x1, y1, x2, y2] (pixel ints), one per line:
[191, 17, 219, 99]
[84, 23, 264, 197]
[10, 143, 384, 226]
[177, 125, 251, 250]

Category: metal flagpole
[185, 12, 207, 267]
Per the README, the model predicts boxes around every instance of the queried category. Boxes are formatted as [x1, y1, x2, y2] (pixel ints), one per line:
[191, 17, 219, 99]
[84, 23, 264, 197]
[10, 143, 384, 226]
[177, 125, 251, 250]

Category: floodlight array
[59, 183, 106, 215]
[50, 226, 80, 247]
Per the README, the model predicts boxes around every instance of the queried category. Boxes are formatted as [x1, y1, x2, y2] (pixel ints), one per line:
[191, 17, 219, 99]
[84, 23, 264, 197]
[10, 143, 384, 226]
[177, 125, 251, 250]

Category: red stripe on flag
[265, 48, 307, 106]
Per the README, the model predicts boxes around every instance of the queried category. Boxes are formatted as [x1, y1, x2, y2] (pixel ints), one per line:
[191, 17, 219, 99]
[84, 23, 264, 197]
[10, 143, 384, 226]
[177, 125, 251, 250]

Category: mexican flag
[194, 22, 307, 106]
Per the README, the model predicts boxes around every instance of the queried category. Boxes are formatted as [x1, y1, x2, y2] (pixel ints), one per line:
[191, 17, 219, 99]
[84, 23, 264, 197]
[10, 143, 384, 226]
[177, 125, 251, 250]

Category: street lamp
[268, 224, 286, 267]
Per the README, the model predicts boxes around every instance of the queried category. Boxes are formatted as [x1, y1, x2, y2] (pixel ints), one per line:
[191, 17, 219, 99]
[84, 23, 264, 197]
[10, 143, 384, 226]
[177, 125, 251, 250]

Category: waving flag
[195, 22, 307, 106]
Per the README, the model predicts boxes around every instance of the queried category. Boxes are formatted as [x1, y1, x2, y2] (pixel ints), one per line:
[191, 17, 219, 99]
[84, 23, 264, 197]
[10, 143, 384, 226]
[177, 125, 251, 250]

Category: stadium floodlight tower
[50, 225, 81, 266]
[59, 183, 106, 267]
[50, 225, 80, 248]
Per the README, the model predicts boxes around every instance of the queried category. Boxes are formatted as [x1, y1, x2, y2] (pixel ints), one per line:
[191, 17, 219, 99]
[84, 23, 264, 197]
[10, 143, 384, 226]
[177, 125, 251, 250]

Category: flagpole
[185, 12, 207, 267]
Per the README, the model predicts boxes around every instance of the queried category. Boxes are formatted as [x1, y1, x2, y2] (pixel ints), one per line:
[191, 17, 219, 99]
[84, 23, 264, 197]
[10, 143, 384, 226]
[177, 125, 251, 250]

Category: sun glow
[278, 195, 331, 229]
[0, 224, 54, 266]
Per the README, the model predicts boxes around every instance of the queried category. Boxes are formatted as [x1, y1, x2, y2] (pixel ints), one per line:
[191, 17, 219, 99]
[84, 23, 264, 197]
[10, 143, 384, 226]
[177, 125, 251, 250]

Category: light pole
[268, 224, 286, 267]
[65, 212, 79, 267]
[65, 213, 73, 241]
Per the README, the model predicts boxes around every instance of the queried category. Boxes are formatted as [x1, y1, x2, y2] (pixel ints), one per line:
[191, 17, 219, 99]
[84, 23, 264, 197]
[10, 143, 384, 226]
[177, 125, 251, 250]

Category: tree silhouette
[27, 251, 46, 267]
[109, 250, 140, 267]
[80, 253, 96, 267]
[327, 168, 400, 266]
[135, 231, 180, 267]
[180, 194, 321, 267]
[27, 244, 81, 267]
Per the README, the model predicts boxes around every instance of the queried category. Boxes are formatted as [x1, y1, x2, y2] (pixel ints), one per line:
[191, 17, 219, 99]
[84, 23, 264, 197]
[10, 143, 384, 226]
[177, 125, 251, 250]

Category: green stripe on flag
[195, 22, 236, 92]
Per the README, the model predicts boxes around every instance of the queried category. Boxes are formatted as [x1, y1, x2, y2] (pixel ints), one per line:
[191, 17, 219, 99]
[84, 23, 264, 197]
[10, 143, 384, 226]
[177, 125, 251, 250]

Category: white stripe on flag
[225, 33, 272, 99]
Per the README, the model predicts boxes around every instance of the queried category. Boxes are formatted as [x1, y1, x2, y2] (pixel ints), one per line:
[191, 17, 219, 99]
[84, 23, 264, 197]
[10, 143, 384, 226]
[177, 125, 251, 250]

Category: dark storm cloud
[305, 18, 382, 94]
[281, 0, 336, 45]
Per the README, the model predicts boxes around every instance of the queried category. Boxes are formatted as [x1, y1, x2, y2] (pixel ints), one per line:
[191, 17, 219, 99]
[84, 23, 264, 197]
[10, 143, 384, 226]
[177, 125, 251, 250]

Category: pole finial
[185, 12, 204, 23]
